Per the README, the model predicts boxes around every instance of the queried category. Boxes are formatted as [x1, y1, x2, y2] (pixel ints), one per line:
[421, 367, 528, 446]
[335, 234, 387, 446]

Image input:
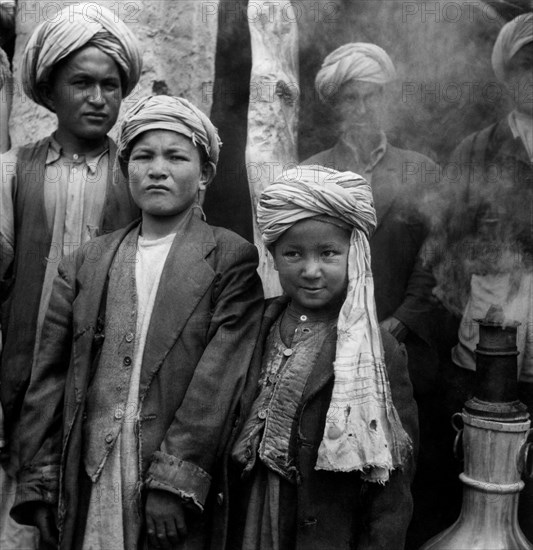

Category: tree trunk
[246, 0, 299, 297]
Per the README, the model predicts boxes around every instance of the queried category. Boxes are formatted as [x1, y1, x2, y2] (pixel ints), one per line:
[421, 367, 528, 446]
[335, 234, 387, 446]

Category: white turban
[117, 95, 222, 179]
[492, 13, 533, 82]
[257, 166, 412, 482]
[22, 2, 142, 108]
[315, 43, 397, 103]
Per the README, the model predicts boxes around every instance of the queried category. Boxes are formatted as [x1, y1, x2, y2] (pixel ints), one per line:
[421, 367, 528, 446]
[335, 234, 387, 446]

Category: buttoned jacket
[230, 297, 419, 550]
[12, 213, 264, 550]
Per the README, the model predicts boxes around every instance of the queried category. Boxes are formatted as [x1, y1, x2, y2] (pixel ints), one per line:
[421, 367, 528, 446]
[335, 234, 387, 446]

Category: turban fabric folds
[117, 95, 222, 179]
[492, 13, 533, 82]
[22, 2, 142, 108]
[257, 165, 412, 483]
[315, 42, 397, 103]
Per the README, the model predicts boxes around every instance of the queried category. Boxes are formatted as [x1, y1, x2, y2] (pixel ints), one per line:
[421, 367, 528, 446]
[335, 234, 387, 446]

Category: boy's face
[128, 130, 210, 217]
[45, 45, 122, 147]
[272, 218, 350, 315]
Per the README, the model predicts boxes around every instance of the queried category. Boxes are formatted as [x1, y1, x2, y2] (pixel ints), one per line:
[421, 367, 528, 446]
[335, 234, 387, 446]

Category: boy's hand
[33, 504, 58, 549]
[146, 489, 187, 549]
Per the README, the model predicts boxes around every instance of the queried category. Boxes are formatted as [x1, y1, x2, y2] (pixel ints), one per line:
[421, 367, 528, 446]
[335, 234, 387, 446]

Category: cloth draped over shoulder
[257, 165, 412, 483]
[491, 13, 533, 82]
[22, 2, 142, 108]
[117, 95, 222, 178]
[315, 42, 396, 102]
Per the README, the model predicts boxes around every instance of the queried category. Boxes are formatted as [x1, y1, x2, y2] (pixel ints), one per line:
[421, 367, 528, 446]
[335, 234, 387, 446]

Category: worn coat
[230, 297, 419, 550]
[0, 136, 139, 434]
[11, 213, 264, 550]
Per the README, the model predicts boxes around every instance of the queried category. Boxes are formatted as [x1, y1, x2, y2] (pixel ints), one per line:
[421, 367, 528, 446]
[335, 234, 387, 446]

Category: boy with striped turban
[11, 95, 263, 550]
[0, 3, 142, 547]
[231, 165, 418, 549]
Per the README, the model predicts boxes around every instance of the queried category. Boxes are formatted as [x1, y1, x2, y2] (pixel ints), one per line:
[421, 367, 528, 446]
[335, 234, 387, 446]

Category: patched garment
[245, 316, 337, 483]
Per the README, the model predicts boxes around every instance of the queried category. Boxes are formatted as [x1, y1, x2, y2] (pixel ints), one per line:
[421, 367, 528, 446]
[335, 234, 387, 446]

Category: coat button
[114, 409, 124, 420]
[258, 409, 268, 419]
[105, 433, 114, 444]
[283, 348, 293, 357]
[123, 356, 132, 366]
[125, 332, 134, 343]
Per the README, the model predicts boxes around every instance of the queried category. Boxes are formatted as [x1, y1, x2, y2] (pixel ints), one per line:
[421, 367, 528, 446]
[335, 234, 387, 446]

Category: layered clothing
[230, 297, 418, 550]
[0, 135, 139, 438]
[11, 212, 263, 549]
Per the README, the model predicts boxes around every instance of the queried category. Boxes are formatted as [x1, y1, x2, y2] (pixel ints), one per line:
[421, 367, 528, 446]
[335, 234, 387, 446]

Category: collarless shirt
[0, 135, 110, 361]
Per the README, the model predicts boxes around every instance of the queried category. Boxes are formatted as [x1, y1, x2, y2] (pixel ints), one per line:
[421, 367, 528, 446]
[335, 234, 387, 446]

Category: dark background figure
[425, 12, 533, 541]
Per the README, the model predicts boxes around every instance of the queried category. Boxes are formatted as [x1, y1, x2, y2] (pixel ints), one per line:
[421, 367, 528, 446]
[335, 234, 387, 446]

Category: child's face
[128, 130, 210, 217]
[272, 218, 350, 315]
[46, 46, 122, 146]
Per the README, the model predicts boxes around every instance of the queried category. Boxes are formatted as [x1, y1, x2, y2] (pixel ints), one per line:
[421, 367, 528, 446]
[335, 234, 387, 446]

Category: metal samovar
[421, 306, 533, 549]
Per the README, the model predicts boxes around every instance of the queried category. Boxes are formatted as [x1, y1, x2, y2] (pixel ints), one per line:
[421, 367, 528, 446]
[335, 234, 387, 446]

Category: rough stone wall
[9, 0, 219, 146]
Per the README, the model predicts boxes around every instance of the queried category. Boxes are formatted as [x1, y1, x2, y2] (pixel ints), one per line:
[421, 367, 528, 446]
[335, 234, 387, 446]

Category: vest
[0, 136, 139, 432]
[83, 230, 138, 482]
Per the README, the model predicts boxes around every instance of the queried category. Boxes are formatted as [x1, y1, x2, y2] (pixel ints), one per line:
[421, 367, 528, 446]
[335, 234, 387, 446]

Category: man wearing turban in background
[11, 95, 263, 549]
[0, 3, 141, 547]
[303, 45, 439, 541]
[429, 13, 533, 540]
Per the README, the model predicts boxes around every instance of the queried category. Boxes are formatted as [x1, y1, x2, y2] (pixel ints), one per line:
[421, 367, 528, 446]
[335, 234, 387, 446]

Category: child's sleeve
[357, 339, 419, 550]
[145, 240, 264, 511]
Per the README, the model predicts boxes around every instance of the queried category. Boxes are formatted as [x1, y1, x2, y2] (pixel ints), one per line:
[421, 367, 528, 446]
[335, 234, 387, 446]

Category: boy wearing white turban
[0, 4, 142, 547]
[11, 95, 263, 550]
[231, 165, 417, 550]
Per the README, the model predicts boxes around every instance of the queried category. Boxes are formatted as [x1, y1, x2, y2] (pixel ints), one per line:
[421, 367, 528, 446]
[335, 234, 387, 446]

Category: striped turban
[492, 13, 533, 82]
[22, 2, 142, 108]
[117, 95, 222, 180]
[257, 166, 412, 482]
[315, 43, 397, 103]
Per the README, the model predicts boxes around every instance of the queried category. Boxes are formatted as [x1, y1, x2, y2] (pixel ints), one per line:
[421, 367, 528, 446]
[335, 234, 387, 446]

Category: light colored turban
[315, 43, 397, 103]
[492, 13, 533, 82]
[117, 95, 222, 178]
[257, 165, 412, 482]
[22, 2, 142, 108]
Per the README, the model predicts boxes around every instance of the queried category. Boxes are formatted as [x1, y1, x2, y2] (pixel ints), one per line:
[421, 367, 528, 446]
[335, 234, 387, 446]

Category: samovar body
[421, 308, 532, 550]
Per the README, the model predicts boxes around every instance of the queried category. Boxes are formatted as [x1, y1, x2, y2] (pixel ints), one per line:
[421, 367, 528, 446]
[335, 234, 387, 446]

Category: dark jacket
[12, 213, 264, 550]
[231, 297, 419, 550]
[0, 136, 139, 434]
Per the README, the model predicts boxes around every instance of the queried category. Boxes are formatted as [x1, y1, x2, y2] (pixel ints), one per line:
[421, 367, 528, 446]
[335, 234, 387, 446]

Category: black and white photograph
[0, 1, 532, 548]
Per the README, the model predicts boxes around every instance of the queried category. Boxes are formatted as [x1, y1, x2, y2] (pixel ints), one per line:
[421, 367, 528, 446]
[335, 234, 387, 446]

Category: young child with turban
[10, 95, 264, 550]
[230, 165, 418, 550]
[0, 4, 142, 547]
